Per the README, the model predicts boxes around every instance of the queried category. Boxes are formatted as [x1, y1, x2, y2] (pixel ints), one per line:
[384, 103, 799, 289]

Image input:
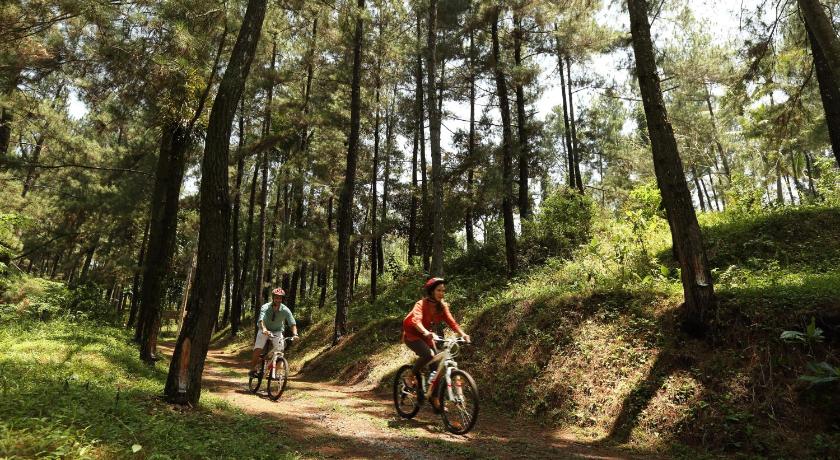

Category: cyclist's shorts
[254, 329, 284, 350]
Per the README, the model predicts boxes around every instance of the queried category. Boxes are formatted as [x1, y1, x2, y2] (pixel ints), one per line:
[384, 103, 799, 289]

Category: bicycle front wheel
[393, 365, 421, 419]
[248, 361, 264, 394]
[440, 369, 479, 435]
[267, 357, 289, 401]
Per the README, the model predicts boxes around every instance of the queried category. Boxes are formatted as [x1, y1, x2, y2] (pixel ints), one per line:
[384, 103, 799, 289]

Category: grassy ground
[287, 205, 840, 458]
[0, 321, 304, 460]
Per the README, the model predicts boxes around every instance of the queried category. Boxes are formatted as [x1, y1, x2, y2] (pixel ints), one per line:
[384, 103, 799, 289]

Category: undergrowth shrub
[520, 187, 595, 265]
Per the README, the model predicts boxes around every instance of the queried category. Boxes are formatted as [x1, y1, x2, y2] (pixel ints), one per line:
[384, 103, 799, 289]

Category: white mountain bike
[248, 333, 294, 401]
[393, 336, 479, 435]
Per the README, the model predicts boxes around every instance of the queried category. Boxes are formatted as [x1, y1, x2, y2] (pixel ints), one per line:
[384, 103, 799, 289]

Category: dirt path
[164, 344, 652, 460]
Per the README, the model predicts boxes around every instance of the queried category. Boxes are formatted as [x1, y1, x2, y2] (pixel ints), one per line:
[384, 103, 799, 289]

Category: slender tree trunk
[707, 173, 721, 211]
[513, 15, 531, 219]
[491, 7, 518, 277]
[237, 161, 259, 325]
[220, 255, 231, 330]
[798, 0, 840, 87]
[567, 56, 584, 193]
[704, 87, 731, 180]
[409, 121, 418, 261]
[556, 34, 576, 189]
[230, 106, 246, 336]
[380, 86, 394, 275]
[628, 0, 715, 335]
[21, 133, 45, 197]
[418, 19, 431, 274]
[137, 123, 190, 361]
[370, 46, 381, 301]
[254, 40, 276, 321]
[776, 161, 785, 205]
[163, 0, 267, 405]
[466, 28, 476, 248]
[805, 151, 818, 196]
[691, 168, 706, 212]
[804, 17, 840, 168]
[700, 175, 715, 212]
[127, 218, 151, 329]
[426, 0, 444, 276]
[334, 0, 365, 345]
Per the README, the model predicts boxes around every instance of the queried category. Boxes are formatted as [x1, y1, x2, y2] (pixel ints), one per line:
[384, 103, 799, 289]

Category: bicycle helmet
[423, 277, 446, 296]
[271, 287, 285, 297]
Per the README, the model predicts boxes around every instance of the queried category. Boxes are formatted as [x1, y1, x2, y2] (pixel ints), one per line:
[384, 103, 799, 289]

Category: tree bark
[163, 0, 267, 405]
[798, 0, 840, 87]
[704, 86, 731, 180]
[334, 0, 365, 345]
[628, 0, 715, 335]
[804, 16, 840, 168]
[427, 0, 444, 277]
[137, 123, 189, 361]
[513, 14, 531, 219]
[691, 168, 706, 212]
[491, 7, 518, 277]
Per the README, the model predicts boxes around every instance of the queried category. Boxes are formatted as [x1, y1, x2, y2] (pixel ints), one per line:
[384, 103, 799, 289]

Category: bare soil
[162, 343, 659, 460]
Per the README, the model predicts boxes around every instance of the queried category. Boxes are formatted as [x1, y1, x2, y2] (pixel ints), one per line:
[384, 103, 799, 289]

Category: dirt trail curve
[161, 344, 653, 460]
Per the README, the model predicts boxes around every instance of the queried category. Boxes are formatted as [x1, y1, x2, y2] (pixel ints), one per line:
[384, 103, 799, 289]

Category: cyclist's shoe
[430, 397, 442, 413]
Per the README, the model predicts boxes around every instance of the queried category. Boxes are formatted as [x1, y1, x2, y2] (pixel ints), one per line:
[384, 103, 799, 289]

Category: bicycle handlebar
[433, 336, 471, 345]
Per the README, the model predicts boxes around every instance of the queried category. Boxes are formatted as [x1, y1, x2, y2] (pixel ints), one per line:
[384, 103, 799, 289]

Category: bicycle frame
[263, 334, 291, 378]
[428, 338, 465, 403]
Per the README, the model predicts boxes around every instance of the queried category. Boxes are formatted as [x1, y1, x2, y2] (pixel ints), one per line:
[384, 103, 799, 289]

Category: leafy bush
[0, 275, 69, 321]
[520, 187, 595, 265]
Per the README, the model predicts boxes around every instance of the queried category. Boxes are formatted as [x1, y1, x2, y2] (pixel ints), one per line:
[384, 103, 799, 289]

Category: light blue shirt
[258, 302, 296, 334]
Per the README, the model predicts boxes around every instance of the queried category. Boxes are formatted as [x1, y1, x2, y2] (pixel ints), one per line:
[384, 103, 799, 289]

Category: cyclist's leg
[251, 329, 270, 371]
[405, 339, 434, 374]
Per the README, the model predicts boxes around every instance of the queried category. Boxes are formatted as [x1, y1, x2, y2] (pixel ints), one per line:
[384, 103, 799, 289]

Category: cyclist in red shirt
[402, 278, 471, 408]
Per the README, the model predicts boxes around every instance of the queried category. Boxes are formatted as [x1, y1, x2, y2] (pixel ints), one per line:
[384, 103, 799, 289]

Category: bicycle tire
[267, 357, 289, 401]
[393, 364, 422, 419]
[248, 360, 264, 394]
[439, 369, 479, 435]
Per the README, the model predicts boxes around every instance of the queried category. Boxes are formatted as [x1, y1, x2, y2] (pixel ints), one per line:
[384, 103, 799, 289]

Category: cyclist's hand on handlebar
[431, 333, 442, 342]
[461, 334, 471, 344]
[291, 335, 299, 342]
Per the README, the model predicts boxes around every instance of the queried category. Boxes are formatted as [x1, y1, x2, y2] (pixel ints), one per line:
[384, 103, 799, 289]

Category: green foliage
[0, 275, 69, 321]
[520, 187, 595, 265]
[781, 318, 839, 387]
[0, 320, 302, 459]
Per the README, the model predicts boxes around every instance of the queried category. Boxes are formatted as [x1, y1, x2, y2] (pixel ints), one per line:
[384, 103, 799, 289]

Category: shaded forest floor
[166, 341, 656, 460]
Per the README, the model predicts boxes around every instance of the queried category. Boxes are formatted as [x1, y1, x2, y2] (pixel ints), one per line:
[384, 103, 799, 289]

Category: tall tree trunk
[628, 0, 715, 335]
[804, 16, 840, 168]
[127, 218, 151, 330]
[427, 0, 444, 276]
[704, 86, 731, 180]
[566, 56, 584, 193]
[417, 15, 431, 273]
[380, 86, 394, 276]
[21, 133, 45, 197]
[230, 105, 246, 336]
[254, 40, 276, 321]
[798, 0, 840, 87]
[163, 0, 267, 405]
[691, 168, 706, 212]
[237, 160, 259, 322]
[707, 173, 721, 212]
[409, 120, 419, 261]
[334, 0, 365, 345]
[466, 28, 476, 249]
[319, 197, 333, 310]
[513, 14, 531, 219]
[555, 33, 576, 189]
[805, 151, 818, 196]
[491, 7, 518, 277]
[370, 44, 381, 301]
[776, 161, 785, 205]
[137, 123, 190, 361]
[220, 255, 231, 330]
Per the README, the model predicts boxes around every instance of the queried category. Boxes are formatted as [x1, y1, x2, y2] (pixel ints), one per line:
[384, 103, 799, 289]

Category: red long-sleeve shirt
[402, 298, 463, 346]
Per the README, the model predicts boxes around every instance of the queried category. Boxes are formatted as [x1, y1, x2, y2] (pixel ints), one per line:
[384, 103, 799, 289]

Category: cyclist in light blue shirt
[249, 288, 298, 377]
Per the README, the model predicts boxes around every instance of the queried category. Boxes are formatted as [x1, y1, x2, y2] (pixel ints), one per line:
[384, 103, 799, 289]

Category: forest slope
[283, 206, 840, 458]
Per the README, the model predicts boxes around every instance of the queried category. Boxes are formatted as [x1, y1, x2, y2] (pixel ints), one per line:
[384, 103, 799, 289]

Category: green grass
[0, 320, 304, 459]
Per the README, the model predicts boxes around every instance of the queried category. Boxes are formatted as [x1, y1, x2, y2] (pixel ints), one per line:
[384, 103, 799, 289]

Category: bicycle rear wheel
[248, 360, 264, 394]
[440, 369, 479, 435]
[267, 357, 289, 401]
[393, 365, 422, 419]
